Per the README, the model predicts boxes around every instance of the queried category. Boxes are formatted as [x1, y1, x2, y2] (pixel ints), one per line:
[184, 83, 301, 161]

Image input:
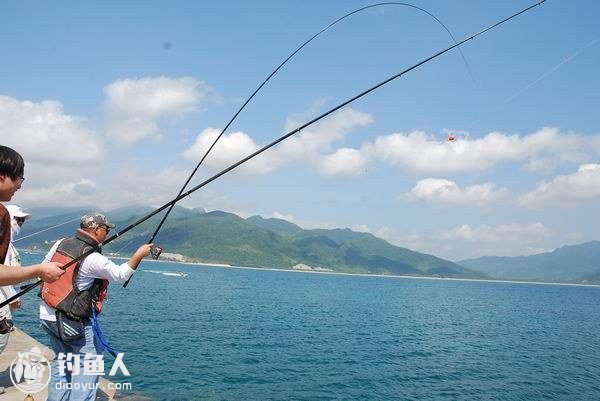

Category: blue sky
[1, 0, 599, 261]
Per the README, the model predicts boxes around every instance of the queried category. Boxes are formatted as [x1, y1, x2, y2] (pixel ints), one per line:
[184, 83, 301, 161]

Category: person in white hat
[4, 205, 30, 267]
[0, 205, 32, 350]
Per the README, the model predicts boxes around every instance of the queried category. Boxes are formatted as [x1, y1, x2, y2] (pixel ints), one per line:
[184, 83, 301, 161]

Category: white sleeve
[2, 285, 17, 299]
[42, 240, 64, 263]
[80, 253, 135, 284]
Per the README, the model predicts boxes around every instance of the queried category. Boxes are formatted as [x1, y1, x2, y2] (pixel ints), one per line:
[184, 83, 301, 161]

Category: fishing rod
[127, 2, 474, 289]
[0, 0, 547, 308]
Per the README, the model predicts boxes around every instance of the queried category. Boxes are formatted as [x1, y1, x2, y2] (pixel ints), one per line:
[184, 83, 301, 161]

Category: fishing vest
[40, 230, 109, 321]
[0, 205, 10, 263]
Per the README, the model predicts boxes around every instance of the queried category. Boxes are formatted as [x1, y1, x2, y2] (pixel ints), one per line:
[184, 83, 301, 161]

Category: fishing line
[504, 36, 600, 103]
[0, 0, 547, 308]
[13, 217, 80, 243]
[459, 36, 600, 136]
[137, 2, 473, 272]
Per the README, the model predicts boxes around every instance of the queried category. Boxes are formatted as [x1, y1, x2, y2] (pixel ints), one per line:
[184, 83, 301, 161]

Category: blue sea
[16, 253, 600, 400]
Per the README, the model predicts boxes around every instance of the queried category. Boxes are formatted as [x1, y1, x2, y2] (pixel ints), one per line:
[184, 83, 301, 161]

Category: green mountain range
[458, 241, 600, 283]
[16, 206, 485, 279]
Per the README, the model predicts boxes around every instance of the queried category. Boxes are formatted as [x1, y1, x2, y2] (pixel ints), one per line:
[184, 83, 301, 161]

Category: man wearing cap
[39, 212, 152, 401]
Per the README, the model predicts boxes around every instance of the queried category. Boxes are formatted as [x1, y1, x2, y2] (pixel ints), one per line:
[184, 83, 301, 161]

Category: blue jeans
[0, 306, 12, 354]
[41, 319, 102, 401]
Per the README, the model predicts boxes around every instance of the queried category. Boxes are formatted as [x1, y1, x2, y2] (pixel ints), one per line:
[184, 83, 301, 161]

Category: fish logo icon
[10, 346, 51, 393]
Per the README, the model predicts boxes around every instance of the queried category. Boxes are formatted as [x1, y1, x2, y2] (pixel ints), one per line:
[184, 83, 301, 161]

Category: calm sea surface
[16, 253, 600, 400]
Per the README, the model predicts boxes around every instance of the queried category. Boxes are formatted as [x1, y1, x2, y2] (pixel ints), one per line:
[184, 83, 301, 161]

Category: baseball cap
[80, 213, 116, 229]
[5, 205, 31, 221]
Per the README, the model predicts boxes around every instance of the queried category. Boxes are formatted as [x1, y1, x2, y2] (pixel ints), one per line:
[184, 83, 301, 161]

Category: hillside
[15, 206, 485, 279]
[458, 241, 600, 282]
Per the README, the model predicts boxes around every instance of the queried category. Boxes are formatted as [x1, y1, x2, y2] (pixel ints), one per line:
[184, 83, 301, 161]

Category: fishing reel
[0, 317, 14, 334]
[150, 245, 163, 260]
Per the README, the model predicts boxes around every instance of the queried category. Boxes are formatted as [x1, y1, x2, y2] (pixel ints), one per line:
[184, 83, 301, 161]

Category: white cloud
[14, 179, 99, 207]
[361, 127, 590, 173]
[109, 165, 189, 207]
[272, 212, 295, 222]
[279, 108, 373, 176]
[318, 148, 368, 177]
[438, 223, 552, 244]
[350, 224, 371, 233]
[182, 128, 278, 175]
[104, 76, 206, 143]
[107, 165, 241, 212]
[373, 227, 437, 255]
[342, 224, 434, 254]
[404, 178, 508, 207]
[434, 223, 556, 258]
[13, 162, 229, 210]
[183, 107, 372, 177]
[281, 108, 372, 156]
[351, 224, 560, 260]
[0, 95, 103, 165]
[518, 163, 600, 207]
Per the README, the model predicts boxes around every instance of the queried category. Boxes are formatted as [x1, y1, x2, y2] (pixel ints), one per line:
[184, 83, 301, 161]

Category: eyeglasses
[98, 225, 111, 233]
[14, 175, 25, 184]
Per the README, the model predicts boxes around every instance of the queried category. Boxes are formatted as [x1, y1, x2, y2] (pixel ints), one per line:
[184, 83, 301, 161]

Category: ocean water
[15, 253, 600, 400]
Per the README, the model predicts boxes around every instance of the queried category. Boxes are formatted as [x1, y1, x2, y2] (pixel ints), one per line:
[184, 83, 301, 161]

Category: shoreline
[124, 256, 600, 289]
[221, 264, 600, 289]
[22, 250, 600, 289]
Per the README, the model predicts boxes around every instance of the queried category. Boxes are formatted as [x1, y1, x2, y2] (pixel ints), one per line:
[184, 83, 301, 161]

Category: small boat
[160, 271, 188, 277]
[143, 270, 188, 277]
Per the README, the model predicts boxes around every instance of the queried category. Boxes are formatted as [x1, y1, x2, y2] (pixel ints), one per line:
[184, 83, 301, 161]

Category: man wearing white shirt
[40, 212, 152, 401]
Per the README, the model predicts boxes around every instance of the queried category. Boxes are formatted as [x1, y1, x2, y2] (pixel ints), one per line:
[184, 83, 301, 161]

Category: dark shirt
[0, 205, 10, 263]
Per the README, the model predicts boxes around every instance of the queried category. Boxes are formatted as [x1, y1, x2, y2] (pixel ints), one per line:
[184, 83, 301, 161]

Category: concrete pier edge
[0, 328, 116, 401]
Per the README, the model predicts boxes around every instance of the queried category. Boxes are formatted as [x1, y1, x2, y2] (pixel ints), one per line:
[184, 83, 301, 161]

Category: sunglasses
[98, 225, 111, 233]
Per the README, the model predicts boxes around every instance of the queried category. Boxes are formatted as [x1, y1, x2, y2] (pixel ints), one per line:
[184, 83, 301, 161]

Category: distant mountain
[246, 215, 302, 236]
[580, 268, 600, 284]
[105, 205, 154, 221]
[16, 205, 200, 247]
[17, 208, 93, 246]
[22, 206, 96, 220]
[290, 228, 482, 277]
[15, 206, 485, 279]
[458, 241, 600, 282]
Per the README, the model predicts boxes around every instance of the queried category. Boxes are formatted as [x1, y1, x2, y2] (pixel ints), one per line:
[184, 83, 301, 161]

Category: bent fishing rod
[1, 0, 546, 308]
[128, 2, 474, 288]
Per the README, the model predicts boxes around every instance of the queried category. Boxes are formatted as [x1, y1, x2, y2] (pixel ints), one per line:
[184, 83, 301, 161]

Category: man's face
[94, 225, 110, 242]
[0, 174, 23, 202]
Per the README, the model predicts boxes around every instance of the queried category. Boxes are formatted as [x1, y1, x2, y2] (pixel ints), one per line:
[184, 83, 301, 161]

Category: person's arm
[82, 244, 153, 284]
[0, 262, 64, 286]
[127, 244, 153, 270]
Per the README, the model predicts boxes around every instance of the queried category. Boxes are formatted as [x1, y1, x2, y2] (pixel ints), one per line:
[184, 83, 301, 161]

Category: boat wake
[143, 270, 188, 277]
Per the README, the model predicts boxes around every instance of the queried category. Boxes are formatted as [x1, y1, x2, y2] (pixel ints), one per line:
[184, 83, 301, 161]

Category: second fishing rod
[0, 0, 546, 309]
[123, 1, 473, 289]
